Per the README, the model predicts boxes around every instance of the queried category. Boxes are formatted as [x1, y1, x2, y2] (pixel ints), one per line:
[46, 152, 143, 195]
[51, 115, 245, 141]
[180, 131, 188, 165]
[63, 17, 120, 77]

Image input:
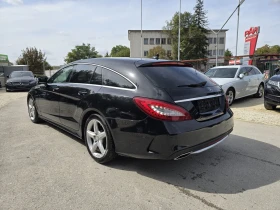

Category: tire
[6, 87, 10, 92]
[226, 88, 235, 106]
[255, 84, 264, 98]
[264, 101, 276, 110]
[28, 97, 41, 123]
[84, 114, 117, 164]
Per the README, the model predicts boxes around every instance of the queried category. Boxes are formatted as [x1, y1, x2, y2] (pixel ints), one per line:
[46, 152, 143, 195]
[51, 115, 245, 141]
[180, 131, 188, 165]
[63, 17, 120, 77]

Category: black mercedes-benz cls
[6, 71, 37, 91]
[27, 58, 234, 163]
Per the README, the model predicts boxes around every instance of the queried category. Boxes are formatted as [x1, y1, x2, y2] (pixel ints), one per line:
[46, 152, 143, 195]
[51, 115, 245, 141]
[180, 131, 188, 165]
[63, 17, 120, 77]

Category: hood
[7, 76, 36, 83]
[210, 78, 238, 86]
[270, 74, 280, 81]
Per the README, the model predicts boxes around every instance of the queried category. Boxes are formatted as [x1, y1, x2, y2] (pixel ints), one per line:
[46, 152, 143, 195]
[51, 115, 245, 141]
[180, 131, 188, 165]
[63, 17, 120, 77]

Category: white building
[128, 29, 228, 68]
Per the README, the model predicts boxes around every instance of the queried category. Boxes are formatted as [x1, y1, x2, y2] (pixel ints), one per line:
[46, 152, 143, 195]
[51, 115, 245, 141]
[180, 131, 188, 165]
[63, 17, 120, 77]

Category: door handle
[78, 90, 88, 96]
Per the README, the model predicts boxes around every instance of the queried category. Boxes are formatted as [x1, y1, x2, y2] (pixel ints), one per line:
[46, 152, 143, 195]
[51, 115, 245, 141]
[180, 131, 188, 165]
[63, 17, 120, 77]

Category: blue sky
[0, 0, 280, 65]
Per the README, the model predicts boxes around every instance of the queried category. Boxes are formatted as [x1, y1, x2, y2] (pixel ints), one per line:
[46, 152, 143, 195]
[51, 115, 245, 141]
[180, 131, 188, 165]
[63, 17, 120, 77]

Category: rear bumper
[112, 110, 234, 160]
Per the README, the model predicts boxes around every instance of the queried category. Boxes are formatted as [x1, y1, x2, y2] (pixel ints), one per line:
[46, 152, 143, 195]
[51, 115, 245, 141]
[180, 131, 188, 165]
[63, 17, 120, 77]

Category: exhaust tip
[174, 152, 191, 160]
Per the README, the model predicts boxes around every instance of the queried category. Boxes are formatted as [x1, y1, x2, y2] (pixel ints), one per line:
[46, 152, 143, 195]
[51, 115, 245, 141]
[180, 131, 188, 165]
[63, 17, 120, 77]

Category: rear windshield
[205, 68, 238, 78]
[138, 66, 215, 88]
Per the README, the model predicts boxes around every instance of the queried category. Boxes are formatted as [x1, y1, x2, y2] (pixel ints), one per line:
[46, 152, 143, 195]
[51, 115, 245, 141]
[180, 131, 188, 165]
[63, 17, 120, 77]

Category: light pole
[178, 0, 181, 61]
[206, 0, 245, 66]
[140, 0, 143, 59]
[234, 0, 242, 64]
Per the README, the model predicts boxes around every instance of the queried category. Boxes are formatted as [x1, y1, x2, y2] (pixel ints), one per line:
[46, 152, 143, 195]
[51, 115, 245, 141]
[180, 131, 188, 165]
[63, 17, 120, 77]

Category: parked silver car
[205, 65, 264, 105]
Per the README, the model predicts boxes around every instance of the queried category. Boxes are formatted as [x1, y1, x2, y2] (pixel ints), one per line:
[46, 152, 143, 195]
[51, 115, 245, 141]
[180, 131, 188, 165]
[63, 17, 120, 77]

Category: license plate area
[197, 97, 220, 113]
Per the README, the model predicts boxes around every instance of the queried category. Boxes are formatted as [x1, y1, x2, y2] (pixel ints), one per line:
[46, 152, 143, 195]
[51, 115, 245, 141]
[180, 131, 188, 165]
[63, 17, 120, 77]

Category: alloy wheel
[227, 90, 234, 105]
[28, 98, 36, 121]
[258, 85, 264, 97]
[86, 119, 108, 159]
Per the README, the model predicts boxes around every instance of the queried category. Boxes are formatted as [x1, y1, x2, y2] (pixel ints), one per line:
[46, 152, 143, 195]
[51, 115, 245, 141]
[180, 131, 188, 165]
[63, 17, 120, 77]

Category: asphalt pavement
[0, 97, 280, 210]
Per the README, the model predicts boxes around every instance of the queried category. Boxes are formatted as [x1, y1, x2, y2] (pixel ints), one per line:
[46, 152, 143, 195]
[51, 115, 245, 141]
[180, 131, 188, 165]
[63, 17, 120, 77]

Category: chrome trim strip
[74, 62, 138, 90]
[191, 135, 228, 154]
[175, 94, 223, 103]
[67, 83, 137, 91]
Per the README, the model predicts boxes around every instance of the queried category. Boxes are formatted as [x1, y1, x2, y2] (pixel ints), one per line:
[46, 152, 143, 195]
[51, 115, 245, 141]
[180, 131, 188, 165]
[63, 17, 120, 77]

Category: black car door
[36, 65, 74, 124]
[58, 64, 102, 131]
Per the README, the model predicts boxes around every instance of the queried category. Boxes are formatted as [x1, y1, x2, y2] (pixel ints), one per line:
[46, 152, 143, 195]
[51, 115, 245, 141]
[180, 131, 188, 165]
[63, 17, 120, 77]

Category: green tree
[189, 0, 208, 60]
[255, 44, 280, 55]
[224, 49, 233, 57]
[110, 45, 130, 57]
[64, 43, 102, 63]
[147, 46, 167, 59]
[163, 11, 193, 60]
[16, 47, 50, 75]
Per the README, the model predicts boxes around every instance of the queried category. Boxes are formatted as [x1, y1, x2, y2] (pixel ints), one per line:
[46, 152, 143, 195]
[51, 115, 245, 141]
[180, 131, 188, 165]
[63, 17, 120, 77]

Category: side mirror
[239, 73, 245, 79]
[38, 76, 48, 84]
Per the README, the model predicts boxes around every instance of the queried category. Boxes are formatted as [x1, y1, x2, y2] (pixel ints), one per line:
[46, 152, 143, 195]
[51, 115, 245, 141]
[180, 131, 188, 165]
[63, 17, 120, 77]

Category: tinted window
[10, 71, 33, 78]
[253, 67, 261, 74]
[238, 67, 247, 75]
[140, 66, 214, 88]
[70, 65, 95, 83]
[49, 66, 73, 83]
[205, 68, 238, 78]
[90, 66, 102, 85]
[102, 68, 135, 89]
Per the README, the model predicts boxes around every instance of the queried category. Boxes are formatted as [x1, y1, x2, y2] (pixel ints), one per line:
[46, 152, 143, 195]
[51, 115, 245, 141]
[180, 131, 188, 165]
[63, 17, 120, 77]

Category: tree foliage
[255, 44, 280, 55]
[16, 47, 51, 75]
[110, 45, 130, 57]
[64, 43, 102, 63]
[147, 46, 167, 59]
[224, 49, 233, 58]
[163, 0, 208, 61]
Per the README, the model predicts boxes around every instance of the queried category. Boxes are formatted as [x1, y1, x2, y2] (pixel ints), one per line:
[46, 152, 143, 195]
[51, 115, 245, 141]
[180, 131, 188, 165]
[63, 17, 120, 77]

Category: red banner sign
[244, 26, 260, 65]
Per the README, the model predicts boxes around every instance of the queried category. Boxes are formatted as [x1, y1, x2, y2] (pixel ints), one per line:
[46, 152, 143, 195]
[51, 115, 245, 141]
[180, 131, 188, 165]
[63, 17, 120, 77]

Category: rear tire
[226, 88, 235, 106]
[84, 114, 117, 164]
[264, 101, 276, 110]
[255, 84, 264, 98]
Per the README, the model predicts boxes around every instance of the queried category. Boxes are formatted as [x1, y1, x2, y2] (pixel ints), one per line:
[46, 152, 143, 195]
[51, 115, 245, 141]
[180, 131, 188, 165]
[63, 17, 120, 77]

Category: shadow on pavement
[231, 96, 263, 108]
[107, 134, 280, 194]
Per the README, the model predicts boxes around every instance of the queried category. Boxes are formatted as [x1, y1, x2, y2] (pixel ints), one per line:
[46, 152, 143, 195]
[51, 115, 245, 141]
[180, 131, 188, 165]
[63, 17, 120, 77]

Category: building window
[150, 38, 154, 45]
[208, 38, 213, 44]
[213, 38, 217, 44]
[167, 38, 172, 45]
[167, 50, 171, 57]
[219, 49, 224, 56]
[161, 38, 166, 45]
[208, 50, 212, 56]
[219, 37, 225, 44]
[156, 38, 160, 45]
[144, 38, 148, 45]
[213, 50, 216, 56]
[144, 51, 148, 57]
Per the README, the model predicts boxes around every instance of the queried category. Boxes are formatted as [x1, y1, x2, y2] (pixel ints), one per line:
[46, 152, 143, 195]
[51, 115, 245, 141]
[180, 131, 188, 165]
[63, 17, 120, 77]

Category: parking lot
[0, 89, 280, 210]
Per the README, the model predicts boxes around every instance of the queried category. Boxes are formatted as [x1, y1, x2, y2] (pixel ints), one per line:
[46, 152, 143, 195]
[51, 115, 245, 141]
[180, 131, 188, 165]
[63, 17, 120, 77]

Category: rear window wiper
[177, 81, 207, 88]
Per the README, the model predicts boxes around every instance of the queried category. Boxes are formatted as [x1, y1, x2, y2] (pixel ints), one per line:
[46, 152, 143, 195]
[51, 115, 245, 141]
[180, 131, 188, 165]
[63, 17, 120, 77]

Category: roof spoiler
[137, 61, 193, 68]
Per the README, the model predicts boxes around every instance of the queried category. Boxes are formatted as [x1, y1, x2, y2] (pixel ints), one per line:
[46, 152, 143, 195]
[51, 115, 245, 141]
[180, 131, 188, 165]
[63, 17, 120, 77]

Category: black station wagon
[27, 58, 234, 163]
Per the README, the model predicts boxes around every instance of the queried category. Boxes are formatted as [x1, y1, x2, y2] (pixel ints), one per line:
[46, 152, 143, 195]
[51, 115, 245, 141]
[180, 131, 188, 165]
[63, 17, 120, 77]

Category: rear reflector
[133, 97, 192, 121]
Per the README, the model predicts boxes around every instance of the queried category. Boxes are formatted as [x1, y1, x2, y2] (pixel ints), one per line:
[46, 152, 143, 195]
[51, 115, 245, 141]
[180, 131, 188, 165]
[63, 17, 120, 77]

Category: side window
[247, 67, 256, 76]
[90, 66, 102, 85]
[102, 68, 135, 89]
[69, 64, 95, 84]
[49, 66, 73, 83]
[239, 67, 247, 76]
[253, 67, 261, 74]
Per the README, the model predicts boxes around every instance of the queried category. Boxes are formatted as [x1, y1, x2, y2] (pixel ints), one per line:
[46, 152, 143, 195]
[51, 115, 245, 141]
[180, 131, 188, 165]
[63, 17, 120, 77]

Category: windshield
[139, 66, 215, 88]
[205, 68, 238, 78]
[10, 71, 34, 78]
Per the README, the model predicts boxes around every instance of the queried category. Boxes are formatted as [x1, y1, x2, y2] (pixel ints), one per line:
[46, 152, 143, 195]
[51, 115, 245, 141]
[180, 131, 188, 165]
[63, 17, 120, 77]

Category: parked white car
[205, 65, 265, 105]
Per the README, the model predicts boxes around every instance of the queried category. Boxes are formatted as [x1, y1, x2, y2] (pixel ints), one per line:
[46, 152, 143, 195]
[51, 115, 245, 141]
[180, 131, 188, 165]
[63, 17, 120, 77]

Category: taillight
[133, 97, 192, 121]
